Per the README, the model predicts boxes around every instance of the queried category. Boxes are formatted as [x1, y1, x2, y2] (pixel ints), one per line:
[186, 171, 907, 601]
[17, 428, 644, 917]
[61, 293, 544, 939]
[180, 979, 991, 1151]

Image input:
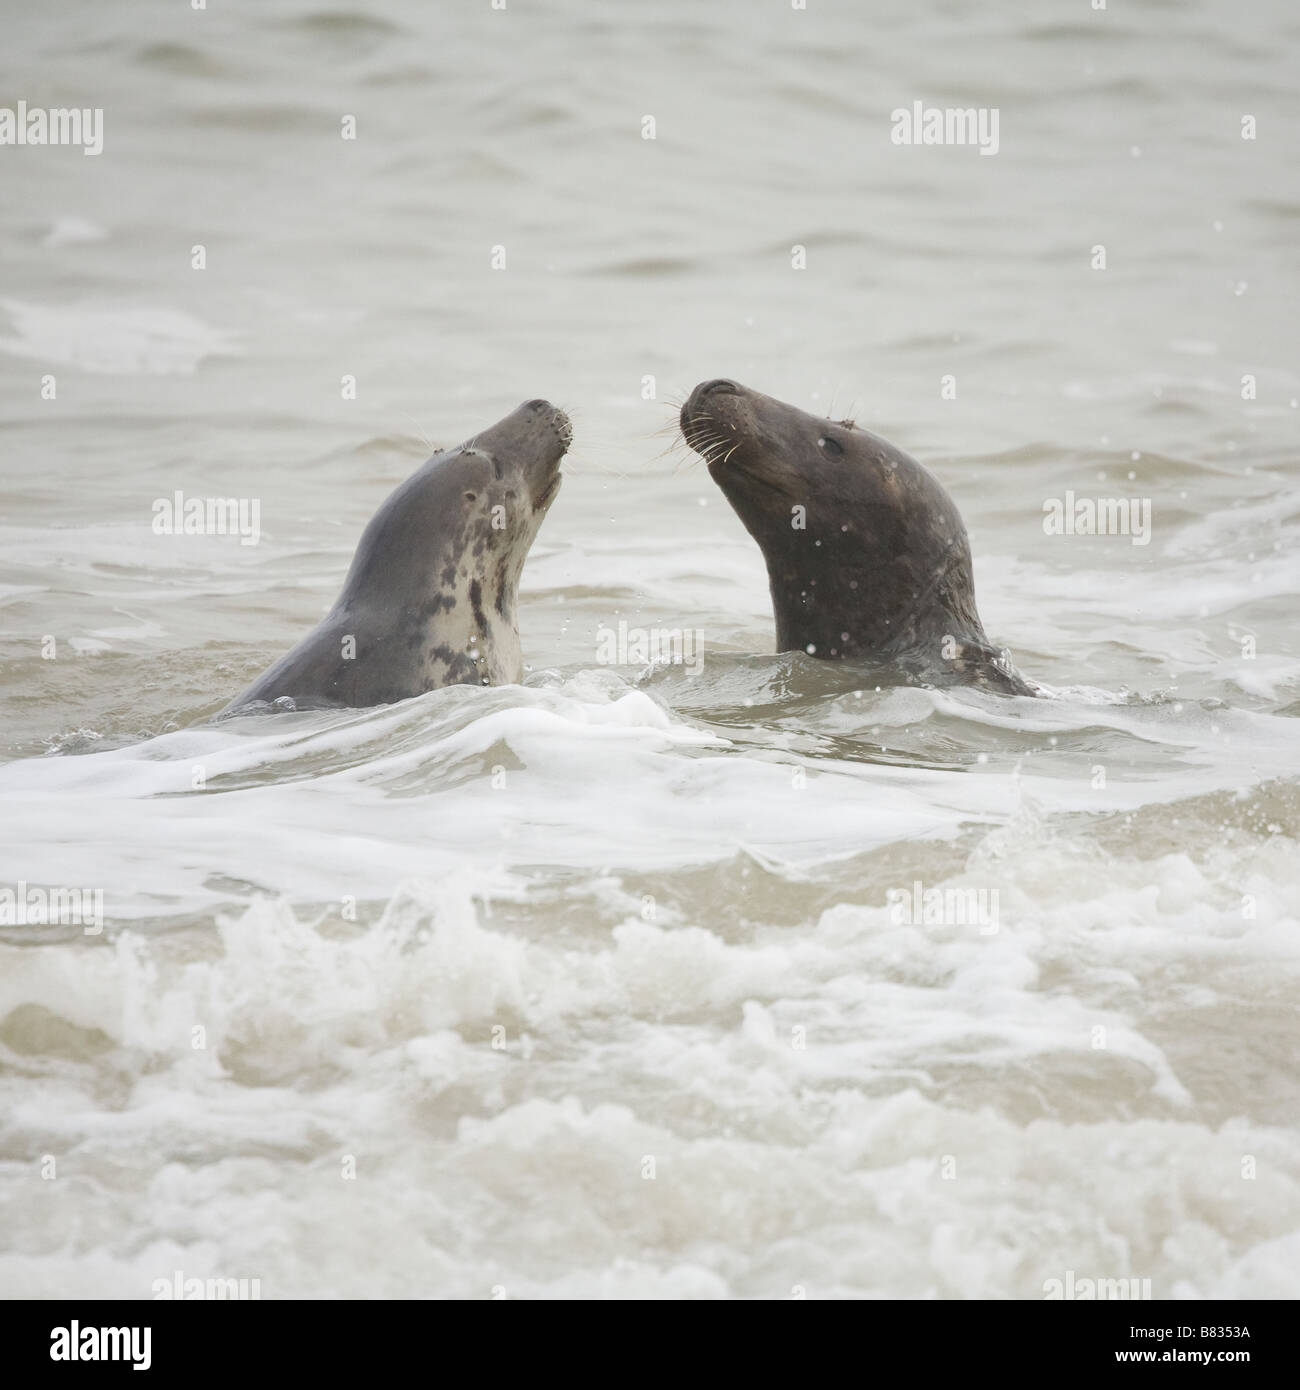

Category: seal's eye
[463, 491, 478, 502]
[818, 436, 844, 457]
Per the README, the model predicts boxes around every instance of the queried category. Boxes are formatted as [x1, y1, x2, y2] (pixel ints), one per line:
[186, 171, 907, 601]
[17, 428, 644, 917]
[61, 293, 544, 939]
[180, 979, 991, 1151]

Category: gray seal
[221, 398, 570, 714]
[681, 378, 1035, 695]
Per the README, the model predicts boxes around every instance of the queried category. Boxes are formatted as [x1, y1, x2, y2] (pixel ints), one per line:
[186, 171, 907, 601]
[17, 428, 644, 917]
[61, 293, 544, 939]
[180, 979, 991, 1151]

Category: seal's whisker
[672, 444, 714, 474]
[653, 423, 724, 465]
[679, 415, 726, 449]
[649, 417, 691, 439]
[398, 412, 439, 455]
[692, 429, 730, 450]
[680, 436, 728, 464]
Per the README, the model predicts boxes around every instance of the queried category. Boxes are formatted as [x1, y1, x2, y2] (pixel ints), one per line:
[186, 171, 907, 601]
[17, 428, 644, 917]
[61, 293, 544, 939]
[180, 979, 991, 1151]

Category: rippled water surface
[1, 0, 1298, 1299]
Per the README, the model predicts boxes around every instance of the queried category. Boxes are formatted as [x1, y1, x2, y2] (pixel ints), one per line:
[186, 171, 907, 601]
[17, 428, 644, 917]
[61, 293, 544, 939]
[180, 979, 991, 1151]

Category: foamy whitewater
[1, 0, 1298, 1299]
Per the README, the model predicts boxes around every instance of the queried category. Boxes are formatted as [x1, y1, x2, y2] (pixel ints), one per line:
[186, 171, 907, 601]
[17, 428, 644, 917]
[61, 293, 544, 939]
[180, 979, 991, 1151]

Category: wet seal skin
[680, 378, 1036, 696]
[219, 399, 570, 714]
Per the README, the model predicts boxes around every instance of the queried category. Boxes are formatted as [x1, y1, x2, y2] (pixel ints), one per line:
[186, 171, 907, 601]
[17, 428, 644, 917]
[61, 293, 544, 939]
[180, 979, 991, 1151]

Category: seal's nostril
[701, 378, 740, 397]
[525, 398, 549, 412]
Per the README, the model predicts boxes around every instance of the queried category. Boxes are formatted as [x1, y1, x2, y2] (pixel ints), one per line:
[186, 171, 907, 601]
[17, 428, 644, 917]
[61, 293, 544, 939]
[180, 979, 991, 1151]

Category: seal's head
[461, 396, 571, 521]
[681, 378, 1023, 688]
[344, 397, 569, 620]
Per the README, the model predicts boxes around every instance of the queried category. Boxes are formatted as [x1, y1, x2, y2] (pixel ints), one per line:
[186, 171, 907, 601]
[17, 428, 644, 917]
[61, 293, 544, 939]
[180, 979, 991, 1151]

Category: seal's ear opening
[463, 491, 478, 502]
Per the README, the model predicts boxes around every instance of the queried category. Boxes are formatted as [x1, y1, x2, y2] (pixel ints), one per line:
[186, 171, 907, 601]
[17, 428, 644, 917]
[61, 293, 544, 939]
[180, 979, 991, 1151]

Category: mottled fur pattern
[220, 400, 568, 714]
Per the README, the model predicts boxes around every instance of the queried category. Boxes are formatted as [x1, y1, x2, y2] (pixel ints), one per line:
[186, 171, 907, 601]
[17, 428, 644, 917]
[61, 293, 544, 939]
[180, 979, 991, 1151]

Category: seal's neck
[766, 539, 985, 665]
[422, 568, 523, 687]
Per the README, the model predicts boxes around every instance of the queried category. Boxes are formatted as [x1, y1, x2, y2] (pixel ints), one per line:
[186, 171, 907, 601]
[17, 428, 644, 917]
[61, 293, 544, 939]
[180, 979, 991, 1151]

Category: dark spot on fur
[469, 578, 486, 630]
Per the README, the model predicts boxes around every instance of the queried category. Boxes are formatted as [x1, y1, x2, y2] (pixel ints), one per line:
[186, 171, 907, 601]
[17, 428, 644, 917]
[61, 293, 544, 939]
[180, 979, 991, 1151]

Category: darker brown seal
[681, 378, 1035, 695]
